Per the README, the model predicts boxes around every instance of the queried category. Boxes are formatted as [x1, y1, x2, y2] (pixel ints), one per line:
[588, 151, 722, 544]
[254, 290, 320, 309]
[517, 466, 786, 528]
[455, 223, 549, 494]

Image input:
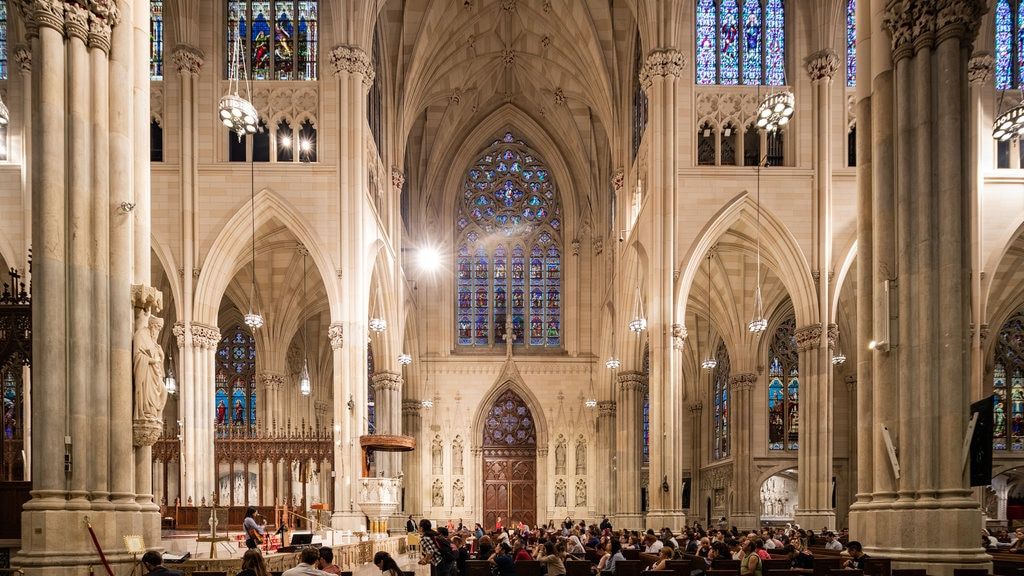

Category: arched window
[298, 119, 316, 162]
[455, 132, 562, 349]
[150, 119, 164, 162]
[767, 315, 798, 451]
[368, 27, 384, 155]
[696, 0, 786, 85]
[721, 123, 738, 165]
[151, 0, 164, 80]
[993, 310, 1024, 451]
[995, 0, 1024, 90]
[846, 0, 855, 87]
[642, 345, 650, 465]
[226, 0, 319, 81]
[0, 1, 7, 80]
[712, 341, 731, 460]
[215, 326, 257, 433]
[698, 122, 717, 165]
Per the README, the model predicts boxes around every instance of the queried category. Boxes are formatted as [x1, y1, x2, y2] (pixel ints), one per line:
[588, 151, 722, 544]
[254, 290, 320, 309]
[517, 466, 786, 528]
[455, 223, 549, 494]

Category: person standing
[407, 515, 417, 533]
[419, 518, 456, 576]
[242, 507, 266, 550]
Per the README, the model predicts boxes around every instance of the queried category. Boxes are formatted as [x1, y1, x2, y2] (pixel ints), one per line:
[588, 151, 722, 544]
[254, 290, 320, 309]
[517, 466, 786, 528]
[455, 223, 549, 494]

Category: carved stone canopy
[640, 50, 686, 91]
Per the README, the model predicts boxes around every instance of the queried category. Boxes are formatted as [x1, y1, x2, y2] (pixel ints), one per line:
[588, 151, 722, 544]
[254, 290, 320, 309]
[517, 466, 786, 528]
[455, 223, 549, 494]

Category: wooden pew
[617, 559, 645, 576]
[517, 560, 544, 576]
[623, 550, 642, 561]
[763, 558, 793, 575]
[465, 559, 493, 576]
[863, 557, 892, 576]
[567, 560, 594, 576]
[952, 570, 990, 576]
[891, 570, 927, 576]
[811, 556, 844, 576]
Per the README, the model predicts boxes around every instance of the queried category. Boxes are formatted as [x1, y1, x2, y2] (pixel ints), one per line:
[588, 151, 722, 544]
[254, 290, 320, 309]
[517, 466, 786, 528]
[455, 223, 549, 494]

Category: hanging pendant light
[164, 353, 177, 395]
[244, 150, 263, 330]
[749, 158, 768, 333]
[398, 353, 412, 365]
[629, 265, 647, 333]
[994, 90, 1024, 141]
[701, 254, 718, 371]
[299, 248, 311, 396]
[584, 370, 597, 409]
[369, 318, 387, 332]
[605, 357, 621, 370]
[756, 90, 795, 132]
[831, 330, 847, 366]
[220, 26, 259, 138]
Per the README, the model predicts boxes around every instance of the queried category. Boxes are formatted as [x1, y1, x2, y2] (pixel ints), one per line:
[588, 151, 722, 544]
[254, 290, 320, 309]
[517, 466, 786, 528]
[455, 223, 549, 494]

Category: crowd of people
[413, 516, 868, 576]
[138, 544, 344, 575]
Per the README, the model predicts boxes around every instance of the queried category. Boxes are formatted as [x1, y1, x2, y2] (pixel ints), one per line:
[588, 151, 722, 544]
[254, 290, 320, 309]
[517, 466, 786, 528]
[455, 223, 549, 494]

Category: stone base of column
[14, 509, 150, 575]
[729, 513, 759, 533]
[615, 513, 645, 530]
[848, 505, 989, 576]
[331, 510, 367, 532]
[645, 510, 687, 530]
[793, 509, 836, 532]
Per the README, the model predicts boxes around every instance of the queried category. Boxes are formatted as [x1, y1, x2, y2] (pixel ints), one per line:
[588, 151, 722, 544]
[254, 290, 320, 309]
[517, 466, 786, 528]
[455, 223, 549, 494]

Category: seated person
[141, 551, 184, 576]
[648, 546, 673, 571]
[842, 541, 869, 570]
[283, 547, 327, 576]
[783, 546, 814, 570]
[823, 533, 843, 552]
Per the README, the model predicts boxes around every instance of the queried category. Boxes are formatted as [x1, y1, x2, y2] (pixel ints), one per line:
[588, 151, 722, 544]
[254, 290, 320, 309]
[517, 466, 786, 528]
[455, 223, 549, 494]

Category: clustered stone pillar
[401, 399, 423, 523]
[330, 41, 375, 532]
[967, 53, 993, 404]
[794, 323, 835, 529]
[615, 370, 644, 527]
[687, 402, 703, 519]
[14, 0, 157, 573]
[177, 322, 219, 504]
[258, 371, 286, 430]
[638, 48, 686, 529]
[848, 1, 989, 574]
[729, 373, 757, 530]
[595, 400, 617, 518]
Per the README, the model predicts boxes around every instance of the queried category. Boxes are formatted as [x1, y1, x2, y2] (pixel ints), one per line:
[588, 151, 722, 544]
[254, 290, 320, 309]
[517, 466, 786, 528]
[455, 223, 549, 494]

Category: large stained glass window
[151, 0, 164, 80]
[695, 0, 786, 85]
[993, 0, 1024, 89]
[455, 132, 562, 350]
[712, 341, 731, 460]
[767, 315, 798, 451]
[0, 1, 7, 80]
[367, 343, 376, 435]
[642, 345, 650, 465]
[226, 0, 318, 80]
[215, 326, 258, 433]
[993, 310, 1024, 451]
[846, 0, 855, 87]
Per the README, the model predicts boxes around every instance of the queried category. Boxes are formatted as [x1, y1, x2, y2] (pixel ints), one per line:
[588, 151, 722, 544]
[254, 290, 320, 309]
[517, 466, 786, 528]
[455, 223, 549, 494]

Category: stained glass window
[642, 345, 650, 464]
[455, 132, 562, 349]
[367, 343, 376, 435]
[483, 390, 537, 447]
[1018, 2, 1024, 89]
[712, 341, 731, 460]
[632, 32, 648, 161]
[846, 0, 855, 87]
[150, 1, 163, 80]
[767, 316, 798, 451]
[993, 310, 1024, 450]
[695, 0, 785, 85]
[226, 1, 318, 80]
[0, 1, 7, 80]
[215, 326, 258, 434]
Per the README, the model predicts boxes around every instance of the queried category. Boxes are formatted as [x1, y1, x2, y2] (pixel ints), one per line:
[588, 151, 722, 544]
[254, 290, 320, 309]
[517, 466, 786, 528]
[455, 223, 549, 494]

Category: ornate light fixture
[605, 357, 621, 370]
[398, 353, 412, 366]
[701, 253, 718, 371]
[219, 27, 258, 137]
[994, 100, 1024, 141]
[832, 330, 847, 365]
[421, 398, 434, 409]
[584, 371, 597, 409]
[299, 248, 311, 396]
[756, 90, 795, 132]
[368, 318, 387, 332]
[629, 265, 647, 333]
[585, 398, 598, 409]
[749, 164, 767, 334]
[164, 353, 177, 395]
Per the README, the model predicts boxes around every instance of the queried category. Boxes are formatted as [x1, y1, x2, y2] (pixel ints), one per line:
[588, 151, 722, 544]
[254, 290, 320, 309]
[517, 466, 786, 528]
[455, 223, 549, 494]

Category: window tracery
[995, 0, 1024, 89]
[767, 315, 798, 451]
[0, 2, 7, 80]
[993, 310, 1024, 451]
[151, 0, 164, 80]
[696, 0, 786, 85]
[215, 326, 258, 434]
[226, 0, 318, 81]
[846, 0, 856, 87]
[712, 341, 730, 460]
[455, 132, 562, 349]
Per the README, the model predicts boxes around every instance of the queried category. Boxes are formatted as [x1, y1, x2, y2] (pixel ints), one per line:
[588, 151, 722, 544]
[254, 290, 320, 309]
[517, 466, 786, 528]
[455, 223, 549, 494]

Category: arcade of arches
[0, 0, 1017, 574]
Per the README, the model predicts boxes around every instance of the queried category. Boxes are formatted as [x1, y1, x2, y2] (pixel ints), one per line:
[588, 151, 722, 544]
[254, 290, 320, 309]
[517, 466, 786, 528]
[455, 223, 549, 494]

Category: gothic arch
[470, 368, 550, 452]
[193, 188, 340, 325]
[151, 233, 182, 320]
[675, 192, 817, 331]
[368, 242, 401, 372]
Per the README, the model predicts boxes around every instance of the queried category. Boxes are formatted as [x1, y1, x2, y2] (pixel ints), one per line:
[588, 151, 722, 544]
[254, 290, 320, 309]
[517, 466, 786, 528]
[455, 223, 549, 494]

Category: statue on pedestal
[133, 309, 167, 421]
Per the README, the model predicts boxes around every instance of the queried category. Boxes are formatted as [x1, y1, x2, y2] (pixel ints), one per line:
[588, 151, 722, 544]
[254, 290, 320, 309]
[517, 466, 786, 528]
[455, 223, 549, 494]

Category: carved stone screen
[482, 389, 537, 528]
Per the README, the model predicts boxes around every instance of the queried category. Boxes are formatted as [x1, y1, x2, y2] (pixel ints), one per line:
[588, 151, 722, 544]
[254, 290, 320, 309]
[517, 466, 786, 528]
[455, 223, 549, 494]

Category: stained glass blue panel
[274, 2, 294, 79]
[227, 1, 246, 80]
[1017, 0, 1024, 88]
[0, 1, 6, 80]
[297, 1, 318, 79]
[719, 0, 740, 84]
[846, 0, 856, 87]
[764, 0, 785, 85]
[150, 0, 164, 80]
[742, 0, 762, 85]
[696, 0, 718, 84]
[1000, 0, 1015, 90]
[251, 2, 272, 79]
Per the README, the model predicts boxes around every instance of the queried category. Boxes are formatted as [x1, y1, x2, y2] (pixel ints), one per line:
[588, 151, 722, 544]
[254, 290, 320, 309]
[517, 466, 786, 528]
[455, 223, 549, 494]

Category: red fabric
[85, 522, 116, 576]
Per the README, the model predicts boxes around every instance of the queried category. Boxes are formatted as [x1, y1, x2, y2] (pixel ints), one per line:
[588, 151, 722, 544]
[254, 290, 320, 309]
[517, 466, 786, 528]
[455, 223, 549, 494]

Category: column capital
[795, 323, 824, 352]
[611, 168, 625, 193]
[371, 371, 403, 392]
[804, 49, 839, 83]
[391, 167, 405, 192]
[968, 52, 994, 85]
[328, 323, 344, 350]
[172, 321, 187, 347]
[617, 370, 646, 392]
[827, 323, 839, 350]
[259, 371, 286, 392]
[13, 45, 32, 74]
[63, 2, 90, 42]
[672, 323, 687, 350]
[639, 49, 685, 91]
[884, 0, 986, 59]
[190, 322, 221, 349]
[86, 7, 117, 52]
[329, 45, 374, 88]
[16, 0, 67, 38]
[402, 399, 422, 416]
[172, 44, 205, 77]
[597, 400, 616, 416]
[729, 372, 757, 391]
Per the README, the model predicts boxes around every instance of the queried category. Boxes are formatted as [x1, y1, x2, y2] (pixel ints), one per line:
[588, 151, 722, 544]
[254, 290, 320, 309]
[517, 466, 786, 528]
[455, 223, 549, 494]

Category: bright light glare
[280, 135, 292, 148]
[867, 340, 877, 350]
[300, 139, 312, 152]
[418, 245, 442, 271]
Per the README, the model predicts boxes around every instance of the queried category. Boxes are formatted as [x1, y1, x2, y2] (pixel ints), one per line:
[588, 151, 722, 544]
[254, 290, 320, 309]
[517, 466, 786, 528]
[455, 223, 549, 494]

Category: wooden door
[482, 390, 537, 530]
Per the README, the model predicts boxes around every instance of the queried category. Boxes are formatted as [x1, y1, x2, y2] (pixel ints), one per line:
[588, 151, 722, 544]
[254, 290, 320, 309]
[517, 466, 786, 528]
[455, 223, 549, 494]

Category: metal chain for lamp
[299, 250, 311, 396]
[220, 26, 259, 138]
[701, 253, 717, 370]
[244, 155, 264, 330]
[749, 163, 768, 333]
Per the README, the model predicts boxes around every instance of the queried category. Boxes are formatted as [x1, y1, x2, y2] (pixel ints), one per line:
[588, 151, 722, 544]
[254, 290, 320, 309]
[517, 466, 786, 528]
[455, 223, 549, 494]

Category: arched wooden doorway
[482, 389, 537, 529]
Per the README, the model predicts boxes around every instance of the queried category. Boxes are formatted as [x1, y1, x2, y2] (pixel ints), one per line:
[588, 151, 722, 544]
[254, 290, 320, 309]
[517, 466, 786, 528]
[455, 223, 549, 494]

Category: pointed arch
[675, 191, 816, 331]
[193, 188, 339, 325]
[368, 241, 400, 371]
[470, 366, 549, 452]
[151, 233, 182, 320]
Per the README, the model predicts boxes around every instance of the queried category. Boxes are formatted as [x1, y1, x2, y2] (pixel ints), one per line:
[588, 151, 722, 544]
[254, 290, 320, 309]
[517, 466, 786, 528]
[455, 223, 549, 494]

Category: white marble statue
[575, 480, 587, 507]
[575, 440, 586, 475]
[555, 440, 566, 475]
[453, 480, 465, 507]
[555, 480, 566, 507]
[453, 438, 464, 475]
[133, 311, 167, 421]
[432, 480, 444, 507]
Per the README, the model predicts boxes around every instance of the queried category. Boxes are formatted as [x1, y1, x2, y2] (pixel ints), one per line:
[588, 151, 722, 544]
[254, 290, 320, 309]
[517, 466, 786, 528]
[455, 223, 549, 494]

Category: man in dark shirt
[141, 551, 184, 576]
[600, 516, 613, 531]
[843, 541, 870, 570]
[784, 545, 814, 569]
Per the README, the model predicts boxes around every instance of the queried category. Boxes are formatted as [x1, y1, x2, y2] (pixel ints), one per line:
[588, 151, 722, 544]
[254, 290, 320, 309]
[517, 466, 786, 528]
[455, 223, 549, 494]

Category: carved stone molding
[597, 400, 616, 416]
[501, 48, 517, 67]
[571, 239, 580, 256]
[695, 89, 764, 130]
[133, 418, 163, 447]
[329, 45, 374, 87]
[402, 399, 422, 417]
[672, 323, 687, 350]
[968, 52, 994, 85]
[190, 323, 221, 350]
[611, 168, 625, 193]
[259, 371, 286, 392]
[980, 322, 991, 346]
[639, 49, 685, 91]
[827, 323, 839, 350]
[371, 371, 403, 392]
[131, 284, 164, 313]
[884, 0, 986, 57]
[804, 49, 840, 82]
[151, 84, 164, 127]
[701, 463, 733, 490]
[729, 372, 757, 391]
[391, 167, 405, 192]
[15, 0, 66, 38]
[795, 323, 824, 352]
[172, 322, 186, 347]
[13, 45, 31, 74]
[87, 11, 113, 51]
[64, 2, 90, 42]
[172, 44, 204, 77]
[553, 88, 566, 106]
[844, 375, 857, 391]
[689, 402, 703, 413]
[617, 370, 646, 393]
[328, 323, 344, 350]
[249, 84, 319, 128]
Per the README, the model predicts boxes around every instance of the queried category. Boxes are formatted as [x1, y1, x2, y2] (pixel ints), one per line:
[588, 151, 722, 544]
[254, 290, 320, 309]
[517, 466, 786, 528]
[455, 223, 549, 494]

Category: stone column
[615, 371, 644, 527]
[794, 323, 835, 529]
[638, 48, 685, 528]
[183, 323, 219, 503]
[848, 2, 989, 574]
[688, 403, 703, 520]
[402, 399, 423, 520]
[967, 54, 992, 402]
[729, 373, 757, 530]
[371, 371, 403, 473]
[259, 371, 285, 431]
[595, 400, 616, 520]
